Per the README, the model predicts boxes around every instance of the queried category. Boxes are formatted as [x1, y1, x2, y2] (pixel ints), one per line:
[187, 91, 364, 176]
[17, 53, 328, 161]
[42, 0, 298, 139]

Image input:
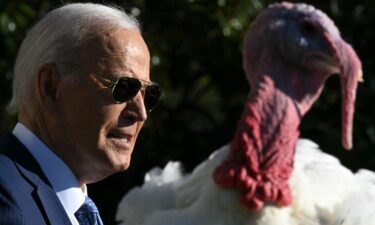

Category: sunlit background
[1, 0, 374, 224]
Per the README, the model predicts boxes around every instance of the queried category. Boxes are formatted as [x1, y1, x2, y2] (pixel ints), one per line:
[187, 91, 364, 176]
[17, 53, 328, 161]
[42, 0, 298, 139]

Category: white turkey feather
[116, 139, 375, 225]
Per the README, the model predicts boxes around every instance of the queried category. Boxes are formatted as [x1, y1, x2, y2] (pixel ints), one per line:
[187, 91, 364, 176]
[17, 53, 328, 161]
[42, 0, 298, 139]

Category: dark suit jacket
[0, 133, 72, 225]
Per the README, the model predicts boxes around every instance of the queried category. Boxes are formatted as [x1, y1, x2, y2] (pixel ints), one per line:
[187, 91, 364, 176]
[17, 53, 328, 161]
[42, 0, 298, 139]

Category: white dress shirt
[13, 122, 85, 225]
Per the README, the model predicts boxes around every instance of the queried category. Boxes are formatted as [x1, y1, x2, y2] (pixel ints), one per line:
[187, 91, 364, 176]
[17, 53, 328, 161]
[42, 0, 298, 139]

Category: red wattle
[213, 77, 300, 211]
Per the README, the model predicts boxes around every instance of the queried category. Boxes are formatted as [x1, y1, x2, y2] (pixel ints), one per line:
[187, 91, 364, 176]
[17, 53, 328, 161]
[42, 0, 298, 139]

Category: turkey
[116, 2, 374, 225]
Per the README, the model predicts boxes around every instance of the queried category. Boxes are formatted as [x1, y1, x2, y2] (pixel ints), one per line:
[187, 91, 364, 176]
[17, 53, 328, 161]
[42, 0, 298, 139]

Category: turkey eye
[301, 21, 317, 35]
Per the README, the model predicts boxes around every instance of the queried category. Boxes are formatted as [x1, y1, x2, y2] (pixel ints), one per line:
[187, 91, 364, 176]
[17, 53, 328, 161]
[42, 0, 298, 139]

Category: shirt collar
[12, 122, 86, 220]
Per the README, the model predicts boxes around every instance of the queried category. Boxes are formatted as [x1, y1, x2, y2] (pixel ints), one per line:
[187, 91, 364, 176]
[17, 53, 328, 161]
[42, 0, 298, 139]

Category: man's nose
[122, 92, 148, 121]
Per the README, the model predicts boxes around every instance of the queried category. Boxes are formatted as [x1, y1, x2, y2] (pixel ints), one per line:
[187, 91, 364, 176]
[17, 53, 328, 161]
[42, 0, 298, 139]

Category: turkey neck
[213, 74, 305, 211]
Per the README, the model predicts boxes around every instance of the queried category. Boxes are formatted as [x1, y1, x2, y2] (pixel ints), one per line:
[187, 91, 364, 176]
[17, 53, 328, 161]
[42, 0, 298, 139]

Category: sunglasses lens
[144, 85, 161, 111]
[112, 76, 161, 111]
[113, 77, 142, 102]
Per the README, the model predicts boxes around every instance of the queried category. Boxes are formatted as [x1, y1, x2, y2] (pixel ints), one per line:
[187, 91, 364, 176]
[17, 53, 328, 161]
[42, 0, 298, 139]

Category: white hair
[7, 2, 140, 112]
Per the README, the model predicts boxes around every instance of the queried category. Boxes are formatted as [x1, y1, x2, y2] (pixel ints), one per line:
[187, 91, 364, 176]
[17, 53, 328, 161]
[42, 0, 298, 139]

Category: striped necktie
[75, 197, 104, 225]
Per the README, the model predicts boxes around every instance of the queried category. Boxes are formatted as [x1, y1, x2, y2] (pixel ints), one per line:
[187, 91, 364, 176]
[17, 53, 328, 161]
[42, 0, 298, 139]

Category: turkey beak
[327, 33, 363, 150]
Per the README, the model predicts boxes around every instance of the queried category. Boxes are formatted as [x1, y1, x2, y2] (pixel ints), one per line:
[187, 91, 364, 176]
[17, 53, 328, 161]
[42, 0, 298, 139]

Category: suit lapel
[1, 133, 72, 225]
[36, 180, 74, 225]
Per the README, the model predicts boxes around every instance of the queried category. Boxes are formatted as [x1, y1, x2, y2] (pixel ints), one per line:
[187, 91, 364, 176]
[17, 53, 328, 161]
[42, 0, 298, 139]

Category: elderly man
[0, 2, 161, 225]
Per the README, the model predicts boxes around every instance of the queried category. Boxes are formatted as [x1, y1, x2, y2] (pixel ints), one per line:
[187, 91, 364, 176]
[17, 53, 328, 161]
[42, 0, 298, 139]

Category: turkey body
[116, 139, 375, 225]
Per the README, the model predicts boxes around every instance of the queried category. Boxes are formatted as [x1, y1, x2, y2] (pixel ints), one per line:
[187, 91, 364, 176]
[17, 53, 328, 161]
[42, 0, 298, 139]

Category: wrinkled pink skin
[214, 76, 300, 210]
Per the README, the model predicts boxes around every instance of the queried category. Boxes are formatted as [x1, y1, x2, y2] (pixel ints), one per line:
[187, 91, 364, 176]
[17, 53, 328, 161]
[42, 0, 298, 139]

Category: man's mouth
[108, 132, 132, 144]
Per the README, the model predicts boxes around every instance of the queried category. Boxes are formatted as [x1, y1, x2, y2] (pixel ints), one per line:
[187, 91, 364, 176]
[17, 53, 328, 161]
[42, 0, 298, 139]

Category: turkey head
[213, 2, 362, 211]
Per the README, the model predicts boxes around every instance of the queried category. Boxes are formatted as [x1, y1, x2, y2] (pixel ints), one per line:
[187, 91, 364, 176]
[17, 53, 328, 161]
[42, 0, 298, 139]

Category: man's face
[55, 29, 151, 183]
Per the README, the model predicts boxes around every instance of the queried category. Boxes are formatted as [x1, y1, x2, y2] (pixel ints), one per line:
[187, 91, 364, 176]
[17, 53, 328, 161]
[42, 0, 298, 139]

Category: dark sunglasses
[90, 74, 161, 111]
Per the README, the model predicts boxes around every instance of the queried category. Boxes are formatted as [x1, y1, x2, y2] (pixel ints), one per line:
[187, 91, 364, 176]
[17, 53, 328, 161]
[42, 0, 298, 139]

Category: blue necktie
[75, 197, 104, 225]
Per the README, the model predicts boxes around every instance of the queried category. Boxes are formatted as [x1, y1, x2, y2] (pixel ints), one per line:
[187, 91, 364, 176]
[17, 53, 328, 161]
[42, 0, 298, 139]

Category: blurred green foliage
[1, 0, 374, 224]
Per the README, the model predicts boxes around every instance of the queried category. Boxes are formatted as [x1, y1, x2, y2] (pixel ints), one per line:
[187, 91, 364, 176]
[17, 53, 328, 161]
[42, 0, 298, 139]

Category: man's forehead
[103, 29, 147, 51]
[79, 28, 150, 73]
[82, 28, 147, 53]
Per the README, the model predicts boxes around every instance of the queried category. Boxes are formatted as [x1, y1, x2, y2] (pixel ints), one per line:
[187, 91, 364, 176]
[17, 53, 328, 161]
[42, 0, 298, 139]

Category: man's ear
[35, 64, 62, 115]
